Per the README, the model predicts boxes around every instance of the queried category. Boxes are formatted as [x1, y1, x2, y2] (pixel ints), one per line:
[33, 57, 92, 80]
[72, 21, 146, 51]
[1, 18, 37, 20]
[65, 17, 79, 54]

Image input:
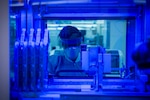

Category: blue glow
[10, 0, 150, 99]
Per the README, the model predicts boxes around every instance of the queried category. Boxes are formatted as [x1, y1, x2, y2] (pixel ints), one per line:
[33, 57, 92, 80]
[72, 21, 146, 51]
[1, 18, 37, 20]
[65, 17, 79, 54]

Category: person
[132, 37, 150, 70]
[48, 26, 87, 77]
[132, 37, 150, 92]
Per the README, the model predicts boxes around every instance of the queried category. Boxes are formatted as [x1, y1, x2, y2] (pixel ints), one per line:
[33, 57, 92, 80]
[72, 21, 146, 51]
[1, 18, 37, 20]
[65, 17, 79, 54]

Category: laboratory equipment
[35, 28, 43, 91]
[28, 28, 36, 91]
[13, 28, 49, 92]
[81, 45, 110, 91]
[46, 45, 106, 91]
[14, 28, 28, 91]
[39, 29, 49, 90]
[105, 49, 124, 78]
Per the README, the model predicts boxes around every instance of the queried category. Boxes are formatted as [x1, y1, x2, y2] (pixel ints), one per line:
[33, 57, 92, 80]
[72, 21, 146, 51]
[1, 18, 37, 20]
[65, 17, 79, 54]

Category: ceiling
[10, 0, 147, 20]
[10, 0, 146, 5]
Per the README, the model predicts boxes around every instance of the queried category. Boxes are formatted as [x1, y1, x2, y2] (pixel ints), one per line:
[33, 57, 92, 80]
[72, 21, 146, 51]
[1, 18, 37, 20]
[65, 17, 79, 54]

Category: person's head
[59, 26, 82, 61]
[59, 26, 82, 48]
[132, 37, 150, 75]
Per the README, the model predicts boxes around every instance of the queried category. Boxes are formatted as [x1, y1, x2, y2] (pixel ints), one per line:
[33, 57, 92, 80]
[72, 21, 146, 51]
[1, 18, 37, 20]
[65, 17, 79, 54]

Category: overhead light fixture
[32, 0, 90, 5]
[47, 24, 97, 28]
[133, 0, 146, 4]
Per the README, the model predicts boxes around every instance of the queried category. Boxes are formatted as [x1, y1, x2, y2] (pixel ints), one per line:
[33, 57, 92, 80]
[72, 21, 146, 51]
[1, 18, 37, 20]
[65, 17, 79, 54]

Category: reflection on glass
[48, 20, 126, 77]
[47, 20, 126, 61]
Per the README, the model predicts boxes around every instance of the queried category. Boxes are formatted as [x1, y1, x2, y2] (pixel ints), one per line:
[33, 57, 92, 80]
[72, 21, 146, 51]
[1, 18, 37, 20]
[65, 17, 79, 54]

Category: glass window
[47, 20, 126, 67]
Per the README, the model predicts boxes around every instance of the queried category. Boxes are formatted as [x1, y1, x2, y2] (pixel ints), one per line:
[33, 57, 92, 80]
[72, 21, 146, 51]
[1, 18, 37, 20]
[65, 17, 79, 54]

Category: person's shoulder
[49, 49, 64, 60]
[53, 49, 64, 56]
[48, 54, 61, 66]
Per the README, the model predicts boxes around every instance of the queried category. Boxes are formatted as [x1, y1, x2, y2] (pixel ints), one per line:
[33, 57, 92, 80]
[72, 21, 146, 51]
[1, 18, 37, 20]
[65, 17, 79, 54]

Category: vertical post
[28, 28, 36, 91]
[21, 10, 27, 31]
[135, 6, 144, 43]
[106, 21, 110, 49]
[20, 0, 33, 36]
[144, 0, 150, 40]
[126, 20, 136, 76]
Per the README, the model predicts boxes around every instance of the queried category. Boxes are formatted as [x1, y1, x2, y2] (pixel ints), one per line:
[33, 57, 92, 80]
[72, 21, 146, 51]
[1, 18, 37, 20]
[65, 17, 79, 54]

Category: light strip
[47, 27, 86, 30]
[47, 24, 97, 28]
[10, 0, 90, 7]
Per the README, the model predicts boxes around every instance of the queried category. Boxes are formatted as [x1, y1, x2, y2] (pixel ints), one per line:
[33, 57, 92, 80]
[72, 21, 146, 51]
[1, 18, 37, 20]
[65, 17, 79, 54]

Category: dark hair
[59, 26, 82, 48]
[132, 40, 150, 70]
[59, 26, 82, 39]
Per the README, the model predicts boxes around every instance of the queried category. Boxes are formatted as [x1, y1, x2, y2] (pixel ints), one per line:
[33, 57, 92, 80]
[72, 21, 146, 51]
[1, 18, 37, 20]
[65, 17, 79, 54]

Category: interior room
[4, 0, 150, 99]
